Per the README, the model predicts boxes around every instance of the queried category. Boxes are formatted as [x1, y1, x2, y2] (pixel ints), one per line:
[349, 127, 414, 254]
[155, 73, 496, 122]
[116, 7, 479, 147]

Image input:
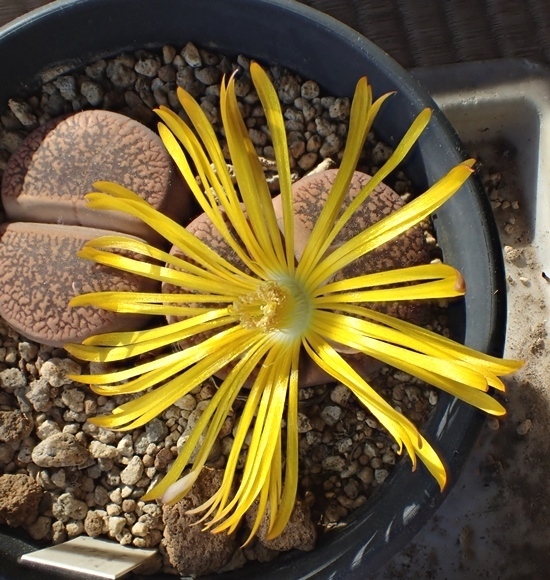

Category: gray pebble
[0, 443, 14, 464]
[31, 432, 90, 467]
[132, 521, 149, 537]
[320, 405, 342, 427]
[375, 468, 389, 484]
[110, 488, 123, 504]
[26, 378, 52, 413]
[80, 80, 104, 106]
[106, 61, 136, 88]
[162, 45, 177, 65]
[36, 418, 61, 440]
[195, 67, 221, 86]
[320, 133, 342, 158]
[357, 466, 374, 485]
[297, 151, 318, 171]
[52, 76, 77, 100]
[172, 54, 185, 68]
[341, 461, 359, 478]
[135, 57, 161, 78]
[66, 519, 85, 537]
[18, 342, 38, 362]
[61, 388, 85, 412]
[289, 139, 306, 159]
[248, 127, 267, 146]
[84, 59, 107, 81]
[106, 503, 122, 516]
[89, 440, 119, 459]
[84, 510, 105, 537]
[0, 131, 24, 154]
[17, 439, 34, 464]
[0, 367, 27, 391]
[51, 520, 66, 544]
[120, 456, 144, 486]
[39, 358, 81, 388]
[315, 116, 335, 138]
[174, 393, 196, 411]
[322, 455, 346, 471]
[200, 99, 218, 124]
[50, 469, 66, 488]
[330, 384, 351, 406]
[145, 418, 168, 444]
[181, 42, 202, 67]
[334, 437, 353, 454]
[153, 88, 168, 106]
[52, 492, 88, 522]
[297, 413, 313, 433]
[108, 515, 126, 536]
[277, 75, 301, 104]
[301, 80, 320, 100]
[158, 64, 176, 83]
[307, 134, 322, 152]
[371, 142, 393, 165]
[94, 486, 110, 507]
[25, 515, 52, 540]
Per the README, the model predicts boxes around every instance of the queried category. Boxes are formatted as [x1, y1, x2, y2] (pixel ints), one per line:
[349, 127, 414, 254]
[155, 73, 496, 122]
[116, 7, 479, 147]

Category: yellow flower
[65, 63, 522, 541]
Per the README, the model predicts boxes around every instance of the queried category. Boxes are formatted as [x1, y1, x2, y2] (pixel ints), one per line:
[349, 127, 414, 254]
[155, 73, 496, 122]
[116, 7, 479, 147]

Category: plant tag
[19, 535, 157, 579]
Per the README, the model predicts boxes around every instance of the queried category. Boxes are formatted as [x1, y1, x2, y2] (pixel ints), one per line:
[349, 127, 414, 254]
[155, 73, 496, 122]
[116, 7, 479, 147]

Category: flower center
[232, 278, 311, 338]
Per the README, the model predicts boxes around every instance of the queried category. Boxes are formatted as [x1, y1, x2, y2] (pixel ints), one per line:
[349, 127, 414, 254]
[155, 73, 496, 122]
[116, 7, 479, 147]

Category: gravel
[0, 41, 443, 576]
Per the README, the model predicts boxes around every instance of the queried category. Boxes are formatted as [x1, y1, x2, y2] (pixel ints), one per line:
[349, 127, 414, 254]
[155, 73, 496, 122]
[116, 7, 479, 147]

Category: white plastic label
[19, 535, 157, 579]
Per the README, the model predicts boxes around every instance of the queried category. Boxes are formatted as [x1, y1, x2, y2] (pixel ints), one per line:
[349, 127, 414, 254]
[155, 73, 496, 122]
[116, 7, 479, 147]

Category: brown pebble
[0, 222, 158, 346]
[245, 498, 316, 552]
[0, 473, 43, 527]
[516, 419, 532, 435]
[163, 469, 237, 576]
[1, 110, 192, 244]
[0, 410, 34, 444]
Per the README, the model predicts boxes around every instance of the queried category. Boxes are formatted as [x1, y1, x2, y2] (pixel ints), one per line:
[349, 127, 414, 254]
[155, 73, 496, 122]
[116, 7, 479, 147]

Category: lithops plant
[1, 109, 191, 242]
[0, 109, 192, 346]
[0, 222, 159, 347]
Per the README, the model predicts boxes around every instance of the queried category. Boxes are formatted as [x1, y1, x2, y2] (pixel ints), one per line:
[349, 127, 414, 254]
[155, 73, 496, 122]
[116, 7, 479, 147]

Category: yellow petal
[298, 77, 375, 278]
[89, 326, 262, 431]
[310, 162, 474, 289]
[315, 263, 465, 303]
[144, 334, 272, 501]
[303, 333, 447, 489]
[220, 75, 285, 270]
[250, 62, 294, 271]
[65, 308, 232, 362]
[266, 344, 300, 538]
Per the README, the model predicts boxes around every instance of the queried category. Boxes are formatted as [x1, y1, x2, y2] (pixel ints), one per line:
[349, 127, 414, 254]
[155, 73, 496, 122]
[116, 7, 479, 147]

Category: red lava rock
[162, 468, 237, 576]
[1, 109, 193, 244]
[0, 410, 34, 444]
[0, 221, 159, 347]
[0, 473, 43, 527]
[245, 498, 316, 552]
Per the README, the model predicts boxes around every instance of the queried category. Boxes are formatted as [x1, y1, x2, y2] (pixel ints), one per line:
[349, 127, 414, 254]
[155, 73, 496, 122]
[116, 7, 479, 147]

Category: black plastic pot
[0, 1, 507, 579]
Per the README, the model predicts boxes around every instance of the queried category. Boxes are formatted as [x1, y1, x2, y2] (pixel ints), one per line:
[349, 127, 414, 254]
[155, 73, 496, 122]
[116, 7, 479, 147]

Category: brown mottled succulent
[0, 109, 194, 346]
